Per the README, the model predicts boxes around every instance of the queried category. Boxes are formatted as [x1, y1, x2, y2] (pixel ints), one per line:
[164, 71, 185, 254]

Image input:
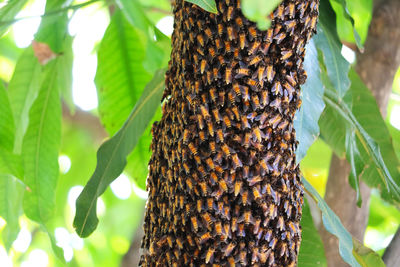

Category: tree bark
[320, 0, 400, 266]
[383, 228, 400, 267]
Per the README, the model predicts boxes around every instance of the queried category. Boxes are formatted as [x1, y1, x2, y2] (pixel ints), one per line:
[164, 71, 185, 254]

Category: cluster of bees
[140, 0, 318, 266]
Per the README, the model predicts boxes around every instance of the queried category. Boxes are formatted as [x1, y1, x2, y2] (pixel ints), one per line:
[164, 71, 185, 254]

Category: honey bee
[217, 23, 224, 36]
[199, 232, 211, 244]
[252, 186, 262, 202]
[197, 34, 204, 47]
[272, 4, 284, 20]
[239, 32, 247, 49]
[234, 181, 242, 196]
[219, 178, 228, 193]
[215, 221, 224, 236]
[248, 26, 257, 41]
[223, 242, 236, 257]
[231, 106, 240, 121]
[269, 114, 282, 129]
[227, 26, 235, 41]
[249, 55, 262, 66]
[223, 115, 232, 129]
[252, 126, 265, 142]
[224, 40, 232, 53]
[225, 67, 233, 84]
[200, 59, 207, 74]
[235, 66, 250, 78]
[272, 80, 283, 95]
[191, 216, 199, 232]
[197, 114, 205, 129]
[235, 16, 244, 29]
[205, 247, 215, 264]
[221, 144, 232, 157]
[231, 153, 243, 169]
[284, 20, 296, 34]
[237, 223, 246, 237]
[281, 50, 293, 60]
[216, 128, 224, 143]
[241, 190, 250, 206]
[248, 175, 263, 186]
[221, 206, 231, 220]
[241, 85, 250, 101]
[246, 78, 260, 91]
[269, 237, 278, 249]
[188, 142, 198, 155]
[286, 2, 295, 18]
[248, 40, 261, 55]
[277, 216, 285, 231]
[183, 162, 191, 175]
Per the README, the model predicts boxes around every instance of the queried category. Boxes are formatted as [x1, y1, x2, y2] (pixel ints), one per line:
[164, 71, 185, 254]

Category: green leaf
[95, 10, 152, 135]
[0, 174, 24, 251]
[315, 0, 351, 99]
[345, 127, 363, 206]
[22, 59, 62, 224]
[298, 199, 327, 267]
[0, 0, 29, 37]
[74, 69, 165, 237]
[115, 0, 152, 33]
[185, 0, 218, 14]
[241, 0, 281, 30]
[352, 239, 385, 267]
[0, 81, 15, 151]
[321, 69, 400, 204]
[58, 35, 74, 113]
[7, 47, 42, 153]
[330, 0, 364, 50]
[0, 148, 23, 178]
[294, 39, 325, 162]
[302, 177, 360, 267]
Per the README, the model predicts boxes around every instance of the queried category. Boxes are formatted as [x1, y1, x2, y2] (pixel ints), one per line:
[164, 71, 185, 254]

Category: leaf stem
[0, 0, 101, 26]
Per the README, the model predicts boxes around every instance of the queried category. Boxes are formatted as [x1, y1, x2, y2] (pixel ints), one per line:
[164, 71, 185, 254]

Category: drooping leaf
[22, 59, 62, 224]
[95, 10, 152, 135]
[0, 148, 23, 178]
[321, 69, 400, 204]
[0, 174, 24, 251]
[0, 0, 29, 37]
[241, 0, 281, 30]
[74, 69, 165, 237]
[302, 177, 360, 267]
[352, 238, 385, 267]
[294, 39, 325, 162]
[185, 0, 218, 14]
[0, 81, 15, 151]
[315, 0, 351, 99]
[345, 127, 363, 206]
[115, 0, 152, 33]
[329, 0, 363, 50]
[7, 47, 42, 153]
[298, 199, 327, 267]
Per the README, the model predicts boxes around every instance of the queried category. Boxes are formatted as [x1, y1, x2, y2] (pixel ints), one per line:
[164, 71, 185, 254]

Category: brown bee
[216, 128, 224, 143]
[235, 66, 250, 78]
[248, 40, 261, 55]
[200, 59, 207, 74]
[234, 181, 243, 196]
[219, 178, 228, 193]
[227, 26, 235, 41]
[272, 4, 284, 20]
[217, 23, 224, 36]
[223, 242, 236, 257]
[272, 81, 283, 95]
[225, 67, 233, 84]
[239, 32, 247, 50]
[286, 2, 295, 18]
[231, 153, 243, 169]
[224, 40, 232, 53]
[281, 50, 293, 60]
[197, 34, 204, 47]
[199, 232, 211, 244]
[249, 55, 262, 66]
[248, 26, 257, 41]
[274, 32, 286, 44]
[205, 247, 215, 264]
[252, 186, 262, 202]
[191, 216, 199, 232]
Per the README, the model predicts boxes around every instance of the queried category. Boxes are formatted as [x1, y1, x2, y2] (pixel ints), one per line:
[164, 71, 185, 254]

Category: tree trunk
[139, 0, 318, 266]
[320, 0, 400, 266]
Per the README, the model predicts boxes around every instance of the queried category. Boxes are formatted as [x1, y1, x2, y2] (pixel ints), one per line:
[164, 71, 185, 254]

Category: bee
[235, 66, 250, 78]
[200, 59, 207, 74]
[217, 23, 224, 36]
[272, 81, 283, 95]
[227, 26, 235, 41]
[310, 15, 318, 29]
[216, 128, 224, 143]
[182, 129, 190, 145]
[265, 65, 275, 83]
[284, 20, 296, 34]
[199, 105, 210, 120]
[217, 178, 227, 193]
[234, 181, 243, 196]
[198, 131, 206, 143]
[183, 162, 191, 175]
[248, 175, 262, 186]
[248, 26, 257, 41]
[223, 242, 236, 257]
[241, 116, 251, 130]
[252, 126, 265, 142]
[277, 216, 285, 231]
[215, 38, 223, 51]
[252, 186, 262, 202]
[221, 206, 231, 220]
[188, 142, 198, 155]
[246, 78, 260, 91]
[197, 114, 205, 129]
[208, 47, 216, 58]
[260, 91, 269, 108]
[221, 144, 232, 157]
[235, 16, 244, 29]
[209, 87, 218, 103]
[197, 34, 205, 47]
[248, 40, 261, 55]
[231, 153, 243, 169]
[241, 190, 250, 206]
[237, 224, 246, 237]
[286, 2, 295, 18]
[203, 27, 212, 39]
[274, 32, 286, 44]
[239, 32, 247, 49]
[215, 221, 224, 236]
[256, 65, 266, 85]
[199, 232, 211, 244]
[191, 216, 199, 232]
[269, 237, 278, 249]
[249, 55, 262, 66]
[251, 247, 259, 264]
[205, 247, 215, 264]
[225, 67, 233, 84]
[241, 86, 250, 101]
[272, 4, 284, 20]
[278, 120, 289, 131]
[269, 114, 282, 129]
[281, 50, 293, 60]
[224, 40, 232, 53]
[231, 106, 240, 121]
[194, 80, 201, 94]
[222, 115, 231, 129]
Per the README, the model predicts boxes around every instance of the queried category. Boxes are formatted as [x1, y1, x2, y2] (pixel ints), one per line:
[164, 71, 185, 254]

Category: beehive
[140, 0, 319, 266]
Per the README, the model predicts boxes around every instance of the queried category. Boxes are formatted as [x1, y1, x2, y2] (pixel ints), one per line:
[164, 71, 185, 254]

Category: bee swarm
[140, 0, 319, 266]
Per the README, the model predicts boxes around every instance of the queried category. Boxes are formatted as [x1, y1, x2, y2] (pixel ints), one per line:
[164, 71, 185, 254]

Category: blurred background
[0, 0, 399, 266]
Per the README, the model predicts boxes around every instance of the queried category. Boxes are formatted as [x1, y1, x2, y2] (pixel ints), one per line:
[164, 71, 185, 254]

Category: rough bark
[383, 228, 400, 267]
[320, 0, 400, 266]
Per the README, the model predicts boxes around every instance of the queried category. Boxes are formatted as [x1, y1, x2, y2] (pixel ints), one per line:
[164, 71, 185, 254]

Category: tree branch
[320, 0, 400, 265]
[383, 227, 400, 267]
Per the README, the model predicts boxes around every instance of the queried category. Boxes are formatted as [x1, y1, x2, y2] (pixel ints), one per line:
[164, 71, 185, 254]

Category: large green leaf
[315, 0, 351, 99]
[298, 199, 327, 267]
[7, 47, 42, 153]
[95, 10, 152, 135]
[0, 174, 24, 251]
[329, 0, 363, 50]
[0, 0, 29, 37]
[241, 0, 281, 30]
[0, 148, 23, 178]
[74, 69, 165, 237]
[303, 178, 386, 266]
[22, 59, 62, 223]
[294, 39, 325, 162]
[0, 81, 15, 151]
[115, 0, 152, 34]
[185, 0, 218, 14]
[321, 69, 400, 204]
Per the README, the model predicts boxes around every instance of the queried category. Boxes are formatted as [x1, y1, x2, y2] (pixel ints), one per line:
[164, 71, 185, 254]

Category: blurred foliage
[0, 0, 399, 266]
